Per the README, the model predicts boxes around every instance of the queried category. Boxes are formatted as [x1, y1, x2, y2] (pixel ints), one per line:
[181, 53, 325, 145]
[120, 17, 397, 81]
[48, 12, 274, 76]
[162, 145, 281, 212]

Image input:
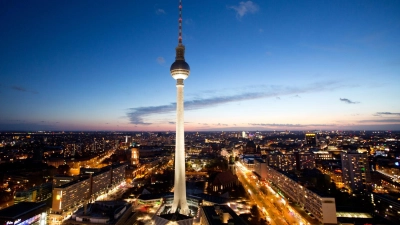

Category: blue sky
[1, 0, 399, 131]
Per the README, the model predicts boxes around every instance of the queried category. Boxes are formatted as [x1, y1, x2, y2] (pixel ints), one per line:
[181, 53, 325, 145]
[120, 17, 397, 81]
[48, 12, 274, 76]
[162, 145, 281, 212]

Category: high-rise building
[131, 147, 139, 165]
[341, 151, 371, 192]
[295, 152, 316, 170]
[305, 132, 318, 146]
[170, 0, 190, 215]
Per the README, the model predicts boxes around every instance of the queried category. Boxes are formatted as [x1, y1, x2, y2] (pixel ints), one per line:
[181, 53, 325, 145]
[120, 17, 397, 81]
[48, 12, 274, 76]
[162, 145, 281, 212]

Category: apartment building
[266, 166, 337, 225]
[341, 151, 371, 192]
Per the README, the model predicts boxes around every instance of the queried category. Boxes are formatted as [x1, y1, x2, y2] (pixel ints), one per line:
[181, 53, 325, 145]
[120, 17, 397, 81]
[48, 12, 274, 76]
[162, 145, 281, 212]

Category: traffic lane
[236, 169, 286, 225]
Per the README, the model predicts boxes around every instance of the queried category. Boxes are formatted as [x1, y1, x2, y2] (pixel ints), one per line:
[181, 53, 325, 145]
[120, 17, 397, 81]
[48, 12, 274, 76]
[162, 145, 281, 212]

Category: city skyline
[1, 0, 400, 131]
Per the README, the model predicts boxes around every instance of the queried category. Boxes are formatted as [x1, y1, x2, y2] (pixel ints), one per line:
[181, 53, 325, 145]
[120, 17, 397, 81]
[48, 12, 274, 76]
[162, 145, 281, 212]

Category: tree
[250, 205, 260, 218]
[57, 164, 70, 175]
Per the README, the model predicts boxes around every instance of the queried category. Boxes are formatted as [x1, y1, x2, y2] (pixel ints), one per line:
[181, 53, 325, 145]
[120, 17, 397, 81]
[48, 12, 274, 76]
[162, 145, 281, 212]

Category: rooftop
[0, 202, 46, 219]
[201, 205, 248, 225]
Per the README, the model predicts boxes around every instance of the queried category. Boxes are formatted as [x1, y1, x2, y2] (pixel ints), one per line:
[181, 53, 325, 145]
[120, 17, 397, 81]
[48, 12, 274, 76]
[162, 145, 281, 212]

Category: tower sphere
[170, 60, 190, 80]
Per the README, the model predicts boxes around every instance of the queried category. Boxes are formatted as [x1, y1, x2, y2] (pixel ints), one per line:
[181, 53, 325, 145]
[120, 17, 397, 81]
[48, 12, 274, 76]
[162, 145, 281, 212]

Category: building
[254, 158, 268, 180]
[91, 169, 111, 197]
[244, 140, 256, 154]
[53, 175, 75, 188]
[312, 151, 335, 160]
[52, 176, 91, 214]
[80, 168, 101, 175]
[305, 132, 318, 146]
[138, 146, 164, 158]
[170, 0, 191, 215]
[228, 161, 236, 175]
[64, 200, 136, 225]
[241, 156, 255, 170]
[14, 182, 52, 203]
[267, 152, 296, 171]
[266, 165, 337, 224]
[341, 151, 371, 192]
[111, 163, 126, 185]
[296, 152, 316, 170]
[131, 147, 139, 165]
[209, 171, 239, 193]
[0, 202, 47, 225]
[371, 193, 400, 224]
[199, 205, 248, 225]
[50, 164, 126, 224]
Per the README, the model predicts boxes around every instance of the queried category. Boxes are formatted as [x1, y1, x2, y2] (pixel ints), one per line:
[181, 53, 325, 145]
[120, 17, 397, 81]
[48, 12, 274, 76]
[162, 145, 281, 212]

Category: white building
[254, 158, 268, 180]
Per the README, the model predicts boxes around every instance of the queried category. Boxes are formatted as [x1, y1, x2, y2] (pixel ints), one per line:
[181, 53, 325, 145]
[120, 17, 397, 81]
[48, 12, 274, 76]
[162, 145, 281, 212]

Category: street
[235, 162, 310, 225]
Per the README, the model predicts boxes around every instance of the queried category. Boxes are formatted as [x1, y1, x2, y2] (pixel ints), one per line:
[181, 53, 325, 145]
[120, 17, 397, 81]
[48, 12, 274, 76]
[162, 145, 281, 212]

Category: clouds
[156, 57, 165, 65]
[353, 112, 400, 124]
[358, 119, 400, 123]
[229, 1, 259, 18]
[127, 81, 344, 125]
[156, 9, 165, 15]
[1, 84, 38, 94]
[248, 123, 334, 127]
[374, 112, 400, 116]
[340, 98, 359, 104]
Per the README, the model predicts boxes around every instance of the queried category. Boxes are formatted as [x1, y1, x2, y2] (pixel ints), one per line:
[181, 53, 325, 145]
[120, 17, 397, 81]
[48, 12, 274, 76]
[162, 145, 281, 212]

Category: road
[235, 162, 309, 225]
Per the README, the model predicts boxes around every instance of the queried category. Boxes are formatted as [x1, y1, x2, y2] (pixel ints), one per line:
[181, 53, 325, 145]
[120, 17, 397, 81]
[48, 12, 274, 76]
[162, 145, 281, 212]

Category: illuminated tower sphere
[170, 0, 190, 215]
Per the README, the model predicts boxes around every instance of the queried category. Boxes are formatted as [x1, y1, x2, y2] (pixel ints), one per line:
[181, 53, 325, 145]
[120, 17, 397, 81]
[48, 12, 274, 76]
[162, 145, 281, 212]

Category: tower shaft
[171, 79, 189, 214]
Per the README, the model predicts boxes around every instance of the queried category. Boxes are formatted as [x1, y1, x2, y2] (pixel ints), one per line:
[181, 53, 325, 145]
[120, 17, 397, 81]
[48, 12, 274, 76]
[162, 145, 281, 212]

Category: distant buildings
[242, 131, 247, 138]
[264, 151, 315, 172]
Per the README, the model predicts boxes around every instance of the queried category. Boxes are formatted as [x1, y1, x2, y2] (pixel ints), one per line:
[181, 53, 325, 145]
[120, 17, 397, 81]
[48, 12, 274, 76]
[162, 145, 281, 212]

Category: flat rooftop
[0, 202, 46, 219]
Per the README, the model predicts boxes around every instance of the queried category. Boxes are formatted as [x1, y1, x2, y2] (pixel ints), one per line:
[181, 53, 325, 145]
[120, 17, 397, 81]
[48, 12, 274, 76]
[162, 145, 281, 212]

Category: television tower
[170, 0, 190, 215]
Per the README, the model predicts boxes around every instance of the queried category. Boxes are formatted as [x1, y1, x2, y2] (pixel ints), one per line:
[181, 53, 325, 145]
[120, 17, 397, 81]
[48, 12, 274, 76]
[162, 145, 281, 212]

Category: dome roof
[170, 60, 190, 72]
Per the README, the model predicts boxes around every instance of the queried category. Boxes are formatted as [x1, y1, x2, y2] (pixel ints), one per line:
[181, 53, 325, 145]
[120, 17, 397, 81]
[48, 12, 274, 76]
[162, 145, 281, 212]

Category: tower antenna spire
[178, 0, 183, 44]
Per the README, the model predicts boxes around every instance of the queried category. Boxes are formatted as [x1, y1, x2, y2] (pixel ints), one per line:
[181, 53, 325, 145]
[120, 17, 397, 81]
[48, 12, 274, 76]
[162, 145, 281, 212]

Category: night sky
[1, 0, 399, 131]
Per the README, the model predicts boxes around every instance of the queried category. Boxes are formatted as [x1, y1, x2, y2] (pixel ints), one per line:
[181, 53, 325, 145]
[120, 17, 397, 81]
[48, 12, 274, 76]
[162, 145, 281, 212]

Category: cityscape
[1, 0, 400, 225]
[0, 131, 399, 225]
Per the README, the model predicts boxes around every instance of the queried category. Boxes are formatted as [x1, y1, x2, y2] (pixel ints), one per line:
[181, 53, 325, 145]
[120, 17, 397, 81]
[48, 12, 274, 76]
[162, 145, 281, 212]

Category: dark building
[0, 202, 47, 225]
[305, 133, 317, 146]
[200, 205, 248, 225]
[244, 141, 256, 154]
[209, 171, 239, 193]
